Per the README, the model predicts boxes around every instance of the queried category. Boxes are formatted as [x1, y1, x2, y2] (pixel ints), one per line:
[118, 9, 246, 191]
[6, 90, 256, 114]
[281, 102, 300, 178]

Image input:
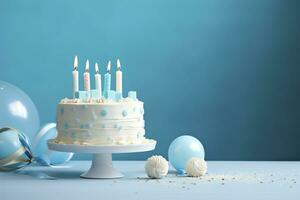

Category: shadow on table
[16, 167, 84, 180]
[15, 166, 179, 180]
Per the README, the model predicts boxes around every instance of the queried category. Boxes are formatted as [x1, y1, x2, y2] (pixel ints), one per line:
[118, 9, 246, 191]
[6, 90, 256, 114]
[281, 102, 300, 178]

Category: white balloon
[185, 157, 207, 177]
[145, 155, 169, 179]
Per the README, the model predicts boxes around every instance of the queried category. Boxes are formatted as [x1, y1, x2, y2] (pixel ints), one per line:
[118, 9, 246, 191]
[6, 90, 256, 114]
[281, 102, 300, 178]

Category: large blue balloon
[168, 135, 205, 174]
[0, 81, 40, 145]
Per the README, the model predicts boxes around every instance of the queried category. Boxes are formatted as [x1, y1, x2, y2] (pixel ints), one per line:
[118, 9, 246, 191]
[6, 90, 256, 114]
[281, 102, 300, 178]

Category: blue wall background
[0, 0, 299, 160]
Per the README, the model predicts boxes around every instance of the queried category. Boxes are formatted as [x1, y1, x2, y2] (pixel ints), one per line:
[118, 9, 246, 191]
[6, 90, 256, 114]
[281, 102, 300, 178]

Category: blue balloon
[168, 135, 205, 174]
[32, 123, 73, 165]
[0, 127, 32, 171]
[0, 81, 40, 145]
[0, 128, 22, 159]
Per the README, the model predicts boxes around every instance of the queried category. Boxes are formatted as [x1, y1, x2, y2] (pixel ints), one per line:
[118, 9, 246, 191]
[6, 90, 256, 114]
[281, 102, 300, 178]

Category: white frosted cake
[54, 57, 154, 146]
[55, 97, 150, 145]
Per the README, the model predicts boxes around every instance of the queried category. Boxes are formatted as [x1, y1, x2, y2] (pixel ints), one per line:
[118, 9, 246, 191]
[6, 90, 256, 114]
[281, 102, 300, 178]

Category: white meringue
[145, 155, 169, 179]
[185, 157, 207, 177]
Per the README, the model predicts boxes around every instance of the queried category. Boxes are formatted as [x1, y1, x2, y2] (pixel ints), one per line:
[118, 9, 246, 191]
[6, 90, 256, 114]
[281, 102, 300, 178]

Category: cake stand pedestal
[47, 139, 156, 179]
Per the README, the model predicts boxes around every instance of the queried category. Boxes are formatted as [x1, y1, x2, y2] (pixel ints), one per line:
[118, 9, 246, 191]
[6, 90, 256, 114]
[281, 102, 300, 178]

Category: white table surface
[0, 161, 299, 200]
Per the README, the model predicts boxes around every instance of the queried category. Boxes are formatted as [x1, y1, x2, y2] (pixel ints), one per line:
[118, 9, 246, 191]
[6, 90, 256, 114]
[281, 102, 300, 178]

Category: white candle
[116, 59, 122, 93]
[72, 55, 79, 98]
[95, 62, 102, 98]
[84, 59, 90, 98]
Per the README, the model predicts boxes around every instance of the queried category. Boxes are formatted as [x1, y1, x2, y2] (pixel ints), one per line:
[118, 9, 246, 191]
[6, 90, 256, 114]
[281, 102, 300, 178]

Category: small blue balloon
[32, 123, 73, 165]
[0, 128, 22, 159]
[168, 135, 205, 174]
[0, 81, 40, 145]
[0, 127, 32, 171]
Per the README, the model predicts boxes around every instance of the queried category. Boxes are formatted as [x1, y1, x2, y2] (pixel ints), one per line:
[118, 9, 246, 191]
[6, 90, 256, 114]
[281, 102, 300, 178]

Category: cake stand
[47, 139, 156, 179]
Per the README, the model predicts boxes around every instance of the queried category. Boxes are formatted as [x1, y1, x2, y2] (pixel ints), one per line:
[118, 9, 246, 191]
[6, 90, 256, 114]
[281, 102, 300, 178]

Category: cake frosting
[55, 97, 149, 145]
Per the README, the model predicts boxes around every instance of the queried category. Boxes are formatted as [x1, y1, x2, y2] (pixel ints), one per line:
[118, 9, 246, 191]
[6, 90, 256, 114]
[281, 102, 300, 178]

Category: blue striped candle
[103, 72, 111, 91]
[103, 60, 112, 99]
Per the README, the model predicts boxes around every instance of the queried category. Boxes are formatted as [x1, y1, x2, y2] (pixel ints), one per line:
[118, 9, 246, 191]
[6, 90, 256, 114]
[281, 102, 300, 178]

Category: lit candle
[116, 59, 122, 94]
[95, 62, 102, 98]
[72, 55, 79, 98]
[84, 59, 91, 98]
[103, 60, 111, 92]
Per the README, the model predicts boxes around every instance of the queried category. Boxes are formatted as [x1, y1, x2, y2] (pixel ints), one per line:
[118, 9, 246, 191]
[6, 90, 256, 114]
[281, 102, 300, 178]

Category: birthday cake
[54, 57, 154, 145]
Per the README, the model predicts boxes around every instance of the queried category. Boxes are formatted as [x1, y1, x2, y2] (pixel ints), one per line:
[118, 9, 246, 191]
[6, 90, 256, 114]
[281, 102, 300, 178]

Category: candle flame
[74, 55, 78, 70]
[85, 59, 89, 72]
[107, 60, 111, 72]
[117, 59, 121, 70]
[95, 62, 99, 73]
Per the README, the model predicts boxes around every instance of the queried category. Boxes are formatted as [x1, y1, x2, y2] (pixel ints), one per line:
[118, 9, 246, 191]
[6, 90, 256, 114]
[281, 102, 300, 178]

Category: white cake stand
[47, 139, 156, 179]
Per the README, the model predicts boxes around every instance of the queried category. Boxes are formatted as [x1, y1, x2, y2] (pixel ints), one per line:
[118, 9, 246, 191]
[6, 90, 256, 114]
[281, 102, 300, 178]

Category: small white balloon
[185, 157, 207, 177]
[145, 155, 169, 179]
